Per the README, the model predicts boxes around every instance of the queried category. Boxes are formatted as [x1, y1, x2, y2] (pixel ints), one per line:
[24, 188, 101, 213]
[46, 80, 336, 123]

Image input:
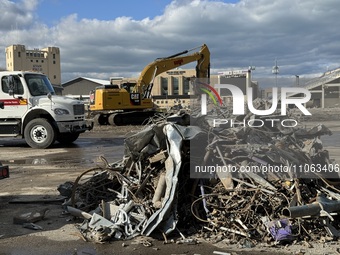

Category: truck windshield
[25, 74, 56, 96]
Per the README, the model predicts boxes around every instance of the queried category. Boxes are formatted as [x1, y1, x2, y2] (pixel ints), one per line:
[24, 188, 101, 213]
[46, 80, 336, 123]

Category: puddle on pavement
[5, 246, 98, 255]
[1, 157, 94, 166]
[321, 131, 340, 146]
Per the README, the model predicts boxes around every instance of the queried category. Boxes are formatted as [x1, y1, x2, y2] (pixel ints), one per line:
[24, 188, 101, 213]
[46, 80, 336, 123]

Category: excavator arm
[136, 44, 210, 98]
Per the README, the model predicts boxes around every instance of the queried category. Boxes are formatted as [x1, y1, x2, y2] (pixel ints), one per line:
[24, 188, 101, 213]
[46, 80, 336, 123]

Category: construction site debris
[60, 104, 340, 247]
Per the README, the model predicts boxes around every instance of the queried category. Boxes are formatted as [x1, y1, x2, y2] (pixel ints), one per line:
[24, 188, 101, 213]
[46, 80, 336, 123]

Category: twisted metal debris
[60, 102, 340, 246]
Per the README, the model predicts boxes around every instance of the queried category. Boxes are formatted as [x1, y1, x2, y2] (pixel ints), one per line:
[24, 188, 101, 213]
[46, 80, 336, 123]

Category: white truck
[0, 71, 93, 149]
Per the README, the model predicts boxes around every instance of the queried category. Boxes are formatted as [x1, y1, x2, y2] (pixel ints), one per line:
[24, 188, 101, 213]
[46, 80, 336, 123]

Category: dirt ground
[1, 115, 340, 255]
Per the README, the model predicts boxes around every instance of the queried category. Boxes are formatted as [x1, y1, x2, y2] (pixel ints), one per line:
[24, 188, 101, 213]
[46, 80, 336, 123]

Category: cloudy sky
[1, 0, 340, 87]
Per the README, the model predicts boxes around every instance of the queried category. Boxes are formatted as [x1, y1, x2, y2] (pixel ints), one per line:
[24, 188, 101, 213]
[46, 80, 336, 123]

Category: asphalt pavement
[0, 122, 339, 255]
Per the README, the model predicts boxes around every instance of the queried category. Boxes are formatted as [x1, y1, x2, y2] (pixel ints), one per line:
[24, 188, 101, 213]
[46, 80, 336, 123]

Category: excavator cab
[120, 82, 136, 93]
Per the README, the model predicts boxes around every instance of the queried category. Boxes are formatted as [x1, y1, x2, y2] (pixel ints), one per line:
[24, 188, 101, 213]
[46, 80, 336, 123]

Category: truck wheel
[24, 118, 56, 149]
[57, 133, 80, 145]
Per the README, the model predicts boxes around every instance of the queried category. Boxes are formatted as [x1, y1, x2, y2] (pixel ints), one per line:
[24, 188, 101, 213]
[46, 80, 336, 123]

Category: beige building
[5, 44, 61, 86]
[152, 69, 195, 96]
[151, 69, 196, 109]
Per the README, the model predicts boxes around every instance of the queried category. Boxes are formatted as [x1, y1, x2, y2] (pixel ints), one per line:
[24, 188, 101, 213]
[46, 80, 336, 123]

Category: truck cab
[0, 71, 93, 149]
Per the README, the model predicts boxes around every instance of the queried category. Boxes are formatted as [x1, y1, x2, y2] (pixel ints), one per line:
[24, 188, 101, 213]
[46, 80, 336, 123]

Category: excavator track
[108, 111, 157, 126]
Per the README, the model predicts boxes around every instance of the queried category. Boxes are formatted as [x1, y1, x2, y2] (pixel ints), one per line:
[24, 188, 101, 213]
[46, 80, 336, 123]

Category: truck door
[0, 75, 28, 119]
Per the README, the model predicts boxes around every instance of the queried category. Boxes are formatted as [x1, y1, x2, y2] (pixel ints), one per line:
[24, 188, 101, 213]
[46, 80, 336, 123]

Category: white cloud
[0, 0, 37, 30]
[1, 0, 340, 87]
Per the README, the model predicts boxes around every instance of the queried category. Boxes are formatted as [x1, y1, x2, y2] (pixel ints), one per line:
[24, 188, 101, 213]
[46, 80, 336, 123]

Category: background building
[61, 68, 259, 110]
[5, 44, 61, 88]
[62, 77, 109, 97]
[261, 68, 340, 108]
[5, 45, 340, 109]
[152, 69, 195, 109]
[301, 68, 340, 108]
[152, 69, 195, 96]
[210, 70, 259, 107]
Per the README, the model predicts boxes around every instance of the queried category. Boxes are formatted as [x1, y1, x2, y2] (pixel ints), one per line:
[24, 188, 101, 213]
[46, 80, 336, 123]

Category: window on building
[54, 75, 56, 79]
[42, 60, 44, 63]
[183, 78, 190, 95]
[53, 61, 56, 64]
[53, 54, 56, 59]
[31, 60, 33, 62]
[172, 77, 179, 95]
[18, 52, 21, 58]
[161, 77, 168, 95]
[36, 60, 38, 63]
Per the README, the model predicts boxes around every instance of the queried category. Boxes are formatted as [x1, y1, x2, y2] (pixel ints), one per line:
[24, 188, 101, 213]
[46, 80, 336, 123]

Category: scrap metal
[60, 102, 340, 246]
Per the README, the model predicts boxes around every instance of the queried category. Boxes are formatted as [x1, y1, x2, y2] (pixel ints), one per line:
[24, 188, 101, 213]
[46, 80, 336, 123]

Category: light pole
[295, 75, 300, 86]
[272, 59, 279, 86]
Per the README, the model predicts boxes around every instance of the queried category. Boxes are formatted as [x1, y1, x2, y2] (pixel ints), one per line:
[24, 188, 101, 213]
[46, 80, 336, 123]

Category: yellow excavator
[89, 44, 210, 125]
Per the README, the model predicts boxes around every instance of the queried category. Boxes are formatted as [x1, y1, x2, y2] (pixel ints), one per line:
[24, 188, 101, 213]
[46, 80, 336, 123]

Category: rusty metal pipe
[282, 194, 340, 218]
[282, 203, 322, 218]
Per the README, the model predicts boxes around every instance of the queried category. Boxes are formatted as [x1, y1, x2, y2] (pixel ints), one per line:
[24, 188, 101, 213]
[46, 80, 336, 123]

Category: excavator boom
[137, 44, 210, 98]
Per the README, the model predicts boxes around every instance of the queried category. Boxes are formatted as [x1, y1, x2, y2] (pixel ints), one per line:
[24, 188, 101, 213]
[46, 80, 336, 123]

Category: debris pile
[60, 104, 340, 246]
